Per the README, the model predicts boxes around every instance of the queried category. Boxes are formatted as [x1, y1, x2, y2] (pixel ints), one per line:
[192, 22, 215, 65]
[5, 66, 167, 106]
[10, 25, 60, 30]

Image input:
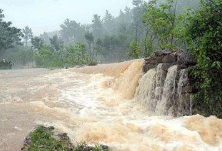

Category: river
[0, 60, 221, 151]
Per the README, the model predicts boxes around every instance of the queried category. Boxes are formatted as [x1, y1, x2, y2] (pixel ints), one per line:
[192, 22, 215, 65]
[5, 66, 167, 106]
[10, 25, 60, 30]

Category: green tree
[0, 9, 22, 57]
[60, 19, 86, 45]
[22, 26, 33, 46]
[188, 0, 222, 117]
[85, 31, 94, 57]
[103, 10, 115, 35]
[143, 0, 178, 50]
[127, 40, 141, 58]
[92, 14, 103, 40]
[31, 37, 44, 50]
[50, 35, 63, 51]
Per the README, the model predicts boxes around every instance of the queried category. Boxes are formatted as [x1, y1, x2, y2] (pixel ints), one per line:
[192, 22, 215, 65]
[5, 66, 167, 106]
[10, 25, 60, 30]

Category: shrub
[188, 0, 222, 117]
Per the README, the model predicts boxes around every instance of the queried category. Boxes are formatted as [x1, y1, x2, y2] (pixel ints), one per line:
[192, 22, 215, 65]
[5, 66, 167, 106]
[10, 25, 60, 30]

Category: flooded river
[0, 61, 222, 151]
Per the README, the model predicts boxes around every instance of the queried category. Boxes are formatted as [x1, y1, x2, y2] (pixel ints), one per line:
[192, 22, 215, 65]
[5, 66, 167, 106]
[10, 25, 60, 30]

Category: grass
[25, 125, 109, 151]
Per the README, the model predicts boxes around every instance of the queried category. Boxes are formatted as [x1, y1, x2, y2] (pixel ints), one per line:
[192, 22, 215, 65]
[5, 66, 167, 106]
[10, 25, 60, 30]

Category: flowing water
[0, 60, 222, 151]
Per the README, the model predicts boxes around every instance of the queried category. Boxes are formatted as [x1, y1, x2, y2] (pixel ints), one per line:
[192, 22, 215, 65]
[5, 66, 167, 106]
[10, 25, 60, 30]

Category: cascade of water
[154, 64, 165, 107]
[155, 65, 178, 115]
[177, 69, 189, 116]
[134, 68, 157, 110]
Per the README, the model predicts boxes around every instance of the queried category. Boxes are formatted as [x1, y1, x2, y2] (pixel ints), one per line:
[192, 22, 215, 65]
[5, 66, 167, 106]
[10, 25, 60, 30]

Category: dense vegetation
[0, 0, 221, 117]
[0, 0, 199, 68]
[187, 0, 222, 117]
[23, 125, 108, 151]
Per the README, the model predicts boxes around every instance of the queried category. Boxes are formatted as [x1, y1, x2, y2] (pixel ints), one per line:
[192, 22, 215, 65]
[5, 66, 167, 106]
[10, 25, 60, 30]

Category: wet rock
[162, 54, 177, 63]
[143, 50, 196, 117]
[145, 56, 157, 64]
[155, 50, 171, 56]
[176, 50, 196, 65]
[88, 62, 98, 66]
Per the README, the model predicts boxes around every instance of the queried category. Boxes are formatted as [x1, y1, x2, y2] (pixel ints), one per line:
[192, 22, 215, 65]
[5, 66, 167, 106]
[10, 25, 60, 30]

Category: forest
[1, 0, 199, 68]
[0, 0, 222, 117]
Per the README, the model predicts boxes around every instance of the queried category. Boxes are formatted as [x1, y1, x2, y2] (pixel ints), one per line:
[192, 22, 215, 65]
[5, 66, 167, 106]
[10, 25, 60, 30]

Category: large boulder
[162, 54, 177, 63]
[176, 50, 196, 65]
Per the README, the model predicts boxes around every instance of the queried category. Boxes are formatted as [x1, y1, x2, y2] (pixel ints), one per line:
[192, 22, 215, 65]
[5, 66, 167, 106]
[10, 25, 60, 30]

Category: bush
[188, 0, 222, 117]
[22, 125, 109, 151]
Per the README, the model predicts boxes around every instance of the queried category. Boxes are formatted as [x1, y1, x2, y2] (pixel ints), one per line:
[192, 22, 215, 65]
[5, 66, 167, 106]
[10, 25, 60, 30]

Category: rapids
[0, 60, 222, 151]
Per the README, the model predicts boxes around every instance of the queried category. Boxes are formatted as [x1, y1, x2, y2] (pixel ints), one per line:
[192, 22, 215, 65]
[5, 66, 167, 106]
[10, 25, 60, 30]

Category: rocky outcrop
[21, 126, 109, 151]
[142, 50, 196, 116]
[144, 50, 195, 73]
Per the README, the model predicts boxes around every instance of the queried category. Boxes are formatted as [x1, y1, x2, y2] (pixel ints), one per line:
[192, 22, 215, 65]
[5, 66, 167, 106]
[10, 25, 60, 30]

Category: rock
[155, 50, 170, 56]
[143, 63, 156, 72]
[145, 56, 157, 64]
[88, 62, 98, 66]
[176, 50, 195, 65]
[162, 54, 177, 63]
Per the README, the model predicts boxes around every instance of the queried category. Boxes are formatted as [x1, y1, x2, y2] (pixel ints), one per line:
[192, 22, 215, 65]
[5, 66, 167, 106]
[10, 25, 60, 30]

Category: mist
[1, 0, 133, 35]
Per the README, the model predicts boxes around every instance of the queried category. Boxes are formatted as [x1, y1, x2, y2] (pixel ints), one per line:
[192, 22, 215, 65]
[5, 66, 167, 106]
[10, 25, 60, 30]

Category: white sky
[0, 0, 133, 35]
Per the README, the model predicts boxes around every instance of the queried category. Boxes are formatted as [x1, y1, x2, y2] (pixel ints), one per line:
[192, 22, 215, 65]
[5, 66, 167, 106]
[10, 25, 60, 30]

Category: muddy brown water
[0, 63, 222, 151]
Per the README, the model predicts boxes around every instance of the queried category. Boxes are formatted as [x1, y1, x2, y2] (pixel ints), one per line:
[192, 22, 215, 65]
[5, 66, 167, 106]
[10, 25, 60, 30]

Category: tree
[60, 19, 85, 45]
[31, 37, 44, 50]
[85, 31, 94, 57]
[50, 35, 63, 51]
[188, 0, 222, 117]
[0, 9, 22, 57]
[92, 14, 103, 40]
[103, 10, 115, 35]
[143, 0, 178, 50]
[132, 0, 146, 43]
[127, 40, 141, 58]
[22, 26, 33, 46]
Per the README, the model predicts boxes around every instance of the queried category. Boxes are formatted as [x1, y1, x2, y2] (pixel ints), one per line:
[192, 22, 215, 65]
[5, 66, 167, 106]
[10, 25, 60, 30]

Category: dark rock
[143, 63, 157, 72]
[100, 145, 109, 150]
[88, 62, 98, 66]
[162, 54, 177, 63]
[176, 50, 195, 65]
[161, 63, 172, 71]
[155, 50, 170, 56]
[145, 56, 157, 64]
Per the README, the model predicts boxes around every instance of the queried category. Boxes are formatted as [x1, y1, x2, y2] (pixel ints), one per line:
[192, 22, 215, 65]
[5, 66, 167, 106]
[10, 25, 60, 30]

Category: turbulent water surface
[0, 61, 222, 151]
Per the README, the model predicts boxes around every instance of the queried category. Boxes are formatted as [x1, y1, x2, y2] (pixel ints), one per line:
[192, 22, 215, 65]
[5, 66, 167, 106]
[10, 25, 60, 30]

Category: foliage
[34, 46, 64, 68]
[22, 26, 33, 46]
[50, 35, 63, 51]
[26, 125, 108, 151]
[34, 43, 91, 68]
[3, 47, 34, 67]
[92, 15, 103, 40]
[0, 9, 23, 57]
[60, 19, 86, 45]
[127, 40, 141, 58]
[0, 59, 13, 69]
[27, 126, 70, 151]
[85, 31, 94, 56]
[187, 0, 222, 117]
[31, 37, 44, 50]
[143, 0, 178, 50]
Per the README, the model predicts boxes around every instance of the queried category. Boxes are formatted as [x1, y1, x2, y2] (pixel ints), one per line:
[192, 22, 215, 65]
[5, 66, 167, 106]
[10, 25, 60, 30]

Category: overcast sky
[1, 0, 133, 35]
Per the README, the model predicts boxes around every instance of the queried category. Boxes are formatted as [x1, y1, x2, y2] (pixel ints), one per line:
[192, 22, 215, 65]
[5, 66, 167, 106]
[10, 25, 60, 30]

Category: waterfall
[135, 65, 179, 116]
[134, 69, 156, 110]
[77, 59, 191, 116]
[155, 65, 178, 115]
